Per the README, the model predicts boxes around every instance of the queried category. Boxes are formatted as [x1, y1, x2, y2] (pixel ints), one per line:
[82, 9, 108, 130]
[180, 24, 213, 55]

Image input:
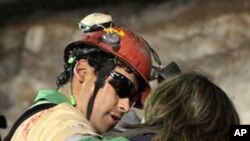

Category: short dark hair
[56, 44, 113, 88]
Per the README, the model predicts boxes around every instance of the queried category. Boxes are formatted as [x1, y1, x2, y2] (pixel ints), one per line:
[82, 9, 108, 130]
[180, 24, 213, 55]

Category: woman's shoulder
[129, 133, 154, 141]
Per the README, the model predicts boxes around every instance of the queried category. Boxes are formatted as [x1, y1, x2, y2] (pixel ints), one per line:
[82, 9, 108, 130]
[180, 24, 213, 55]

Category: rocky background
[0, 0, 250, 136]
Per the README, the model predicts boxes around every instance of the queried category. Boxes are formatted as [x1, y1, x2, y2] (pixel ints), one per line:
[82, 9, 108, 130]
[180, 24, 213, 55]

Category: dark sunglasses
[108, 70, 138, 103]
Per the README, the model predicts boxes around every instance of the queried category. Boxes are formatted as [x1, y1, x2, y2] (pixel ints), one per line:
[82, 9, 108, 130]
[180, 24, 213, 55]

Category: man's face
[90, 66, 138, 134]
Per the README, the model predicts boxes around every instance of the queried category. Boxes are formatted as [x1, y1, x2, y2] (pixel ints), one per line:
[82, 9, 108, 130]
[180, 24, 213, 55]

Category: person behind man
[4, 13, 157, 141]
[122, 71, 240, 141]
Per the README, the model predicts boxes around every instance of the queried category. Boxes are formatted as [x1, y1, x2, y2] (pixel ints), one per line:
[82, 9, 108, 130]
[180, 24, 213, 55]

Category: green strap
[78, 136, 129, 141]
[33, 89, 71, 105]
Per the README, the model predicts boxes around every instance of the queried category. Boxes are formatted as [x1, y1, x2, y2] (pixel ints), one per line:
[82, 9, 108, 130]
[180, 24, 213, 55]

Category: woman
[123, 71, 240, 141]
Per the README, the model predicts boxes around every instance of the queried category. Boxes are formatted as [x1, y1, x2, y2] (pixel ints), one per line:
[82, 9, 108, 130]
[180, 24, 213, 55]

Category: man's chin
[95, 126, 114, 134]
[94, 120, 119, 134]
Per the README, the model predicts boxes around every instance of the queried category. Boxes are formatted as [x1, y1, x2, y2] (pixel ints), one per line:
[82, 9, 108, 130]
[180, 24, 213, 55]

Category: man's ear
[74, 59, 93, 83]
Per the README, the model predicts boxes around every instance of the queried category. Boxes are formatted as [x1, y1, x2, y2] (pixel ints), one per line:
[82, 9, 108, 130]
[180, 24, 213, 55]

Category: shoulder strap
[0, 115, 7, 129]
[3, 103, 56, 141]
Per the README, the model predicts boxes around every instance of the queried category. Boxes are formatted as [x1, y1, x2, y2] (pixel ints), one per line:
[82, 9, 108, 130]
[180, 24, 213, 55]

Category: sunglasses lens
[108, 71, 136, 100]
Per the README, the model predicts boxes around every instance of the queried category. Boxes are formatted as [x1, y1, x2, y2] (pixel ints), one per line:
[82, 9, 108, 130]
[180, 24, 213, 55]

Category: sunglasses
[108, 70, 138, 104]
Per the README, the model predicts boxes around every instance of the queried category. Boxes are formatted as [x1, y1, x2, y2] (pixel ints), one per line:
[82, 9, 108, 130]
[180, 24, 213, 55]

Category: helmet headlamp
[101, 32, 121, 51]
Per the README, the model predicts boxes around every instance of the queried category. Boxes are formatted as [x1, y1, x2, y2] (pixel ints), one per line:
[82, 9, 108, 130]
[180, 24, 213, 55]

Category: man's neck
[58, 83, 72, 100]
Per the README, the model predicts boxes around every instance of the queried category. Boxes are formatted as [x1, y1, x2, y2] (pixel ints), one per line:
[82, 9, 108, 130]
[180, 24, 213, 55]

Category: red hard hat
[64, 26, 152, 107]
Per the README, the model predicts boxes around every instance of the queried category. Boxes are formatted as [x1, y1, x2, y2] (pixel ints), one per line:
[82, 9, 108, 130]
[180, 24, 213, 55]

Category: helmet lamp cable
[68, 56, 76, 106]
[69, 65, 76, 106]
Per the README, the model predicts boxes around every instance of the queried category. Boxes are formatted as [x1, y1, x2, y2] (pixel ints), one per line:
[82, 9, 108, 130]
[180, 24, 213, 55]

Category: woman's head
[144, 71, 239, 141]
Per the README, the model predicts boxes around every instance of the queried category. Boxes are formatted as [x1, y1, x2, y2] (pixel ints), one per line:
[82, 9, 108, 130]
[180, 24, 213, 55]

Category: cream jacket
[11, 103, 99, 141]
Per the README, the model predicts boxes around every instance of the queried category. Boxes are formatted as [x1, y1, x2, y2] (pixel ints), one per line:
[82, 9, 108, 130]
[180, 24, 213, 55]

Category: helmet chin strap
[86, 60, 115, 120]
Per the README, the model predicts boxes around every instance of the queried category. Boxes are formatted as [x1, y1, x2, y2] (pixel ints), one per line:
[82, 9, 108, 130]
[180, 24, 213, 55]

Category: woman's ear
[74, 59, 94, 83]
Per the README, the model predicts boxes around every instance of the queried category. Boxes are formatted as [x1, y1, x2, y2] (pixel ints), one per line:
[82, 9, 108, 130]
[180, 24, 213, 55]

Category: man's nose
[117, 98, 130, 113]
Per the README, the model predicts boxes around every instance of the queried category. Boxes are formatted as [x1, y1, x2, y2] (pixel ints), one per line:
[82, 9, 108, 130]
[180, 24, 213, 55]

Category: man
[4, 13, 155, 141]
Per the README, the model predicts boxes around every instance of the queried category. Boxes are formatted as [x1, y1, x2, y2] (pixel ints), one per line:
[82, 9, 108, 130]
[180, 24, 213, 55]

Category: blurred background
[0, 0, 250, 137]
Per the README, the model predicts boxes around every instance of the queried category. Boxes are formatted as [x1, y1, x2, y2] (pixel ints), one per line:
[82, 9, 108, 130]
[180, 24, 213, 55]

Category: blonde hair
[125, 71, 239, 141]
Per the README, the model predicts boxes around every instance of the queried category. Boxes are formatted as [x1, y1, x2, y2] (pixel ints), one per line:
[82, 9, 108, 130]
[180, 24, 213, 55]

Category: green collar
[34, 89, 71, 105]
